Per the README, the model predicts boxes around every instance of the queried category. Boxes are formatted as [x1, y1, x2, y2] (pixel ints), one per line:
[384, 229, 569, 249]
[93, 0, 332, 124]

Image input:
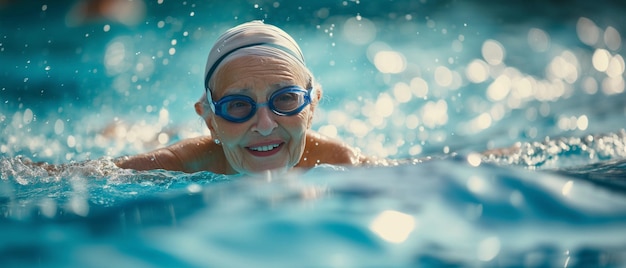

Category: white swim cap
[204, 21, 305, 91]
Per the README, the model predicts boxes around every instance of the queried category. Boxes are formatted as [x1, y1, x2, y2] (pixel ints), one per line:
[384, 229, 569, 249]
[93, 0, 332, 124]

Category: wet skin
[114, 55, 372, 174]
[205, 55, 313, 174]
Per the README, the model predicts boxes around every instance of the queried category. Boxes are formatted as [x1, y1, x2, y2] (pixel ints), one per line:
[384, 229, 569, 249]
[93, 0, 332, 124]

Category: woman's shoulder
[115, 136, 227, 173]
[298, 131, 372, 168]
[168, 136, 231, 172]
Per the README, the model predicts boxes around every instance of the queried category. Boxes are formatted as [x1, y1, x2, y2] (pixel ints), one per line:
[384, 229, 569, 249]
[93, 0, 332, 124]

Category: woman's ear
[195, 98, 219, 137]
[312, 84, 322, 107]
[194, 101, 205, 117]
[315, 85, 322, 102]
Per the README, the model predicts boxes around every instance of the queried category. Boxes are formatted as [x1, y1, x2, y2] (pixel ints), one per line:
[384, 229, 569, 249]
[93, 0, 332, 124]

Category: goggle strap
[204, 42, 305, 91]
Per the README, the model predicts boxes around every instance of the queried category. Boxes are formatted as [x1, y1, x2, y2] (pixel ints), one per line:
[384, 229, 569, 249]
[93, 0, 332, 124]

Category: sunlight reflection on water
[1, 1, 626, 265]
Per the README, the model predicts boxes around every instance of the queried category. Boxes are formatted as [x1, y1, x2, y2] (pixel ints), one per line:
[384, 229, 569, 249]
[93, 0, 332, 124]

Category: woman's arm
[114, 136, 218, 173]
[114, 147, 182, 171]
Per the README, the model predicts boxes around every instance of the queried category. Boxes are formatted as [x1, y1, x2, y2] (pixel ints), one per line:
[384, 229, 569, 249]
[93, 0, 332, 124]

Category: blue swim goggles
[208, 86, 313, 123]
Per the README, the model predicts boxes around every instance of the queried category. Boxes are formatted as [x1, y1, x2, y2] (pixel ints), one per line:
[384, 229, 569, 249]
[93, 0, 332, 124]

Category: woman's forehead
[213, 55, 307, 93]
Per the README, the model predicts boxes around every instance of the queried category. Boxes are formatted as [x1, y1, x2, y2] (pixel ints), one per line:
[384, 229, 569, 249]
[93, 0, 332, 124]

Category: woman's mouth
[246, 142, 284, 157]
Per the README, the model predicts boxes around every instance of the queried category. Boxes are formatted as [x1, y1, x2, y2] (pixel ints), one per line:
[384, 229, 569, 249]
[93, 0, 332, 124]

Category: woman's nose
[252, 106, 278, 136]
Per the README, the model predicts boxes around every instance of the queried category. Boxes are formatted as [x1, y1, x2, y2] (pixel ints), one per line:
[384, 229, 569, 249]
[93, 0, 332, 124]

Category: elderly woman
[114, 21, 371, 175]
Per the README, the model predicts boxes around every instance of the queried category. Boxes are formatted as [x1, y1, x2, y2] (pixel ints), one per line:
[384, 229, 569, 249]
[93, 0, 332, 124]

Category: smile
[249, 143, 280, 152]
[246, 142, 284, 157]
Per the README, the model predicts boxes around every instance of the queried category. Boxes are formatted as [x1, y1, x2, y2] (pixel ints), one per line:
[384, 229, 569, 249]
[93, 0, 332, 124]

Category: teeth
[249, 144, 280, 152]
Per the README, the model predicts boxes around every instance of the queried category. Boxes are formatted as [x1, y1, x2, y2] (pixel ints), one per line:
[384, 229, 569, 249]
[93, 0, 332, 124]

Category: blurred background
[1, 0, 625, 164]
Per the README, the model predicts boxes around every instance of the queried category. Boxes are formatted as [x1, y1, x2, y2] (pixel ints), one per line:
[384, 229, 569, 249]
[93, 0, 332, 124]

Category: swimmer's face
[206, 55, 313, 174]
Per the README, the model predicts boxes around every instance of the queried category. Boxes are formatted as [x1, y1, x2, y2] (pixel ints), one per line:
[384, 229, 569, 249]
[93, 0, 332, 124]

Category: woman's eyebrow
[220, 87, 252, 97]
[220, 81, 298, 96]
[271, 81, 298, 89]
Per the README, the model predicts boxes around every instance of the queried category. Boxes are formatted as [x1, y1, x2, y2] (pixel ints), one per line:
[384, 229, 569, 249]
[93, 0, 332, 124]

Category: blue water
[2, 0, 626, 267]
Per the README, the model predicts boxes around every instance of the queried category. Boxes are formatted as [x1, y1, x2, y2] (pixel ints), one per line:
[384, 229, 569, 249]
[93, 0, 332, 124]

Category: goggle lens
[212, 86, 312, 123]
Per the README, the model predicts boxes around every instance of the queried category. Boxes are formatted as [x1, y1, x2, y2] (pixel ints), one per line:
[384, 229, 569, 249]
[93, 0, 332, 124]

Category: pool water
[2, 0, 626, 267]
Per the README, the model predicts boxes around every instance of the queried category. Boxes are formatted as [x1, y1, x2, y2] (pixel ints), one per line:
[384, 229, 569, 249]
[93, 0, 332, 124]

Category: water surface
[1, 0, 626, 267]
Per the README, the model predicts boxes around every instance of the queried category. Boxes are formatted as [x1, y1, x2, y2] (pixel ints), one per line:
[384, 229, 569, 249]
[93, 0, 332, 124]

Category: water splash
[0, 156, 230, 221]
[484, 130, 626, 168]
